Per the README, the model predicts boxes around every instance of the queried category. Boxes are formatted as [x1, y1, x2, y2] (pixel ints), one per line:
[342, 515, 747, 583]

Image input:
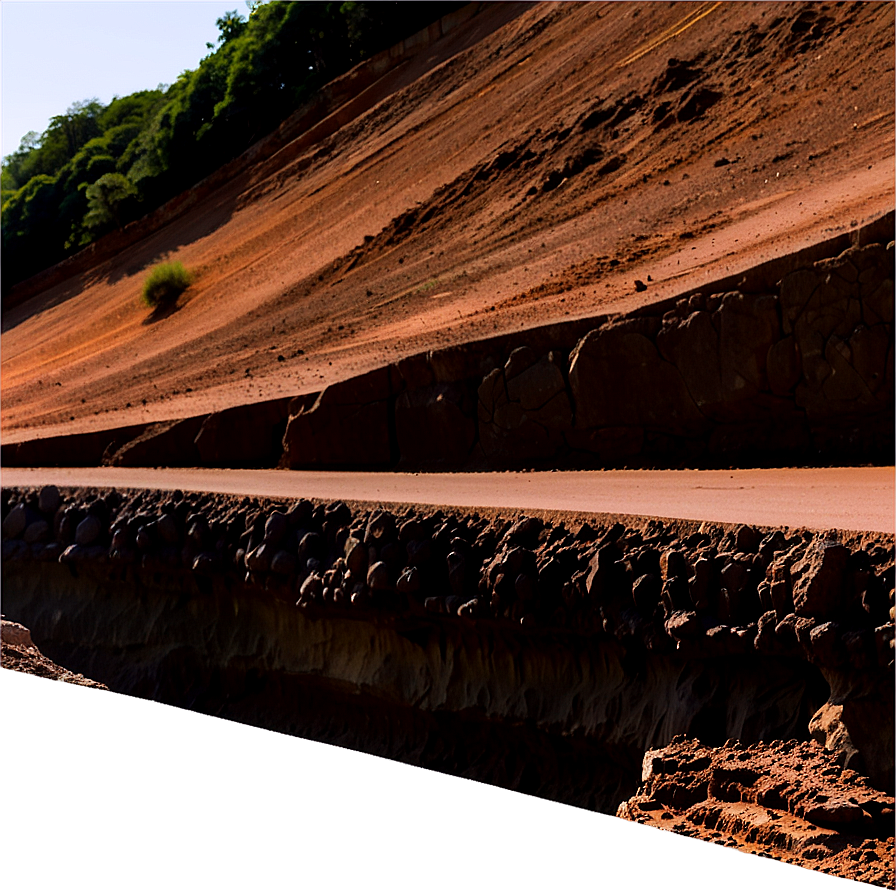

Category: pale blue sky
[1, 0, 251, 158]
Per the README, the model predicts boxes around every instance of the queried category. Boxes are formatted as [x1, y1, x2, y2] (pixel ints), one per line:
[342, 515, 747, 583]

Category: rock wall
[2, 485, 893, 806]
[3, 226, 892, 471]
[282, 238, 894, 469]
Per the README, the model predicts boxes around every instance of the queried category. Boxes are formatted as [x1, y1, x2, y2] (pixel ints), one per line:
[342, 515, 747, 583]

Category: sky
[1, 0, 251, 159]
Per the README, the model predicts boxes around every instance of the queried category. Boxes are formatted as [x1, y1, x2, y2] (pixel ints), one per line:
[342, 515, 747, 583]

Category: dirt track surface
[2, 467, 892, 533]
[2, 1, 894, 441]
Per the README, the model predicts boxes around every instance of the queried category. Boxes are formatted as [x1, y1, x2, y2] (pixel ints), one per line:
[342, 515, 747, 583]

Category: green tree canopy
[2, 1, 463, 292]
[84, 172, 138, 232]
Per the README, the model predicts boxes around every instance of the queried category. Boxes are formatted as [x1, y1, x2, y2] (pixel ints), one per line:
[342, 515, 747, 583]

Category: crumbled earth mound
[1, 618, 107, 690]
[618, 735, 895, 888]
[2, 1, 893, 440]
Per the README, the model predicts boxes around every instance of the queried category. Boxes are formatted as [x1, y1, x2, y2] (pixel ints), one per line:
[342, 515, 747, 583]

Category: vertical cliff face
[3, 486, 893, 811]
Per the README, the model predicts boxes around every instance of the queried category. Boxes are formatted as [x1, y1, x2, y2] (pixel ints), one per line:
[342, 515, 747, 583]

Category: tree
[83, 172, 137, 231]
[216, 9, 247, 43]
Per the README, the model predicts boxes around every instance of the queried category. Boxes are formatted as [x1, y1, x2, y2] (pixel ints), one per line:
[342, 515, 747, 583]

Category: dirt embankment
[2, 487, 893, 832]
[2, 2, 893, 442]
[618, 736, 894, 888]
[4, 227, 893, 471]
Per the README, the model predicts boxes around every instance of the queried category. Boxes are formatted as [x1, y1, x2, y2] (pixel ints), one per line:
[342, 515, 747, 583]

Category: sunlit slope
[2, 1, 893, 440]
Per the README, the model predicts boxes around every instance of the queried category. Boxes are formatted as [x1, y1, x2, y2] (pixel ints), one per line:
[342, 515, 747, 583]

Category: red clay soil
[617, 735, 895, 888]
[2, 1, 894, 442]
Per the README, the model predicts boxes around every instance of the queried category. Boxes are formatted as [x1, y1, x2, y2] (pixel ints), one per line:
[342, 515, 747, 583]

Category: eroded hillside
[2, 1, 893, 442]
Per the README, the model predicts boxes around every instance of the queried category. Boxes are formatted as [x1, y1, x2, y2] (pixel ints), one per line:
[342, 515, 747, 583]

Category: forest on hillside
[1, 1, 462, 291]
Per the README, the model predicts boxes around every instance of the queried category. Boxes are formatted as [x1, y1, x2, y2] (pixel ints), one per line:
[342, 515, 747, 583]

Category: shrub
[141, 261, 193, 308]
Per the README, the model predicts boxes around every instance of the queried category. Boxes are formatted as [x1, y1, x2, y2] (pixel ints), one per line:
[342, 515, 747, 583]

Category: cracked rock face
[618, 735, 894, 888]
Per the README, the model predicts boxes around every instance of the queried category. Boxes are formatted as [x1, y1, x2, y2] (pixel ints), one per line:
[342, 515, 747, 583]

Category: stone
[192, 552, 216, 576]
[504, 346, 538, 381]
[38, 485, 62, 515]
[569, 327, 705, 433]
[505, 517, 542, 548]
[157, 513, 180, 545]
[367, 561, 391, 590]
[298, 531, 323, 560]
[665, 610, 700, 641]
[299, 572, 324, 604]
[778, 252, 891, 422]
[396, 567, 420, 593]
[427, 344, 494, 384]
[264, 511, 290, 547]
[848, 324, 890, 397]
[396, 354, 434, 391]
[505, 356, 572, 429]
[23, 520, 50, 544]
[717, 292, 780, 402]
[804, 797, 866, 829]
[282, 368, 391, 468]
[270, 550, 297, 576]
[862, 277, 894, 326]
[565, 425, 645, 461]
[447, 552, 467, 595]
[345, 538, 367, 575]
[478, 353, 571, 461]
[655, 293, 780, 422]
[75, 515, 102, 546]
[2, 504, 27, 539]
[633, 573, 661, 614]
[246, 542, 274, 572]
[689, 557, 714, 611]
[734, 524, 759, 554]
[366, 511, 396, 544]
[395, 383, 476, 466]
[792, 540, 850, 619]
[754, 610, 777, 652]
[194, 399, 289, 467]
[809, 621, 845, 667]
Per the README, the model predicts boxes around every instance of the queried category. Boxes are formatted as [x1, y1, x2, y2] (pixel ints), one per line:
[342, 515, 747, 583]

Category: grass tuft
[141, 261, 193, 308]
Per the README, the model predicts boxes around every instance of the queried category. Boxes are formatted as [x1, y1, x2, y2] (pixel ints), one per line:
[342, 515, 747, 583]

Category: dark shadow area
[1, 275, 88, 334]
[142, 296, 186, 326]
[0, 672, 877, 894]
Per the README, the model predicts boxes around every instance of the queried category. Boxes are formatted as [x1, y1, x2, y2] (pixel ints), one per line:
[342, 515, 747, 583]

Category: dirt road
[3, 467, 892, 533]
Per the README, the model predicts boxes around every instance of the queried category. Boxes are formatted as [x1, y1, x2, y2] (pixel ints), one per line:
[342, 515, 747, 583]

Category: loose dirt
[2, 1, 893, 440]
[1, 619, 107, 689]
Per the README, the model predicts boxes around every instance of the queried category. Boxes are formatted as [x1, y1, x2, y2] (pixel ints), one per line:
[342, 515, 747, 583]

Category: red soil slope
[2, 1, 893, 441]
